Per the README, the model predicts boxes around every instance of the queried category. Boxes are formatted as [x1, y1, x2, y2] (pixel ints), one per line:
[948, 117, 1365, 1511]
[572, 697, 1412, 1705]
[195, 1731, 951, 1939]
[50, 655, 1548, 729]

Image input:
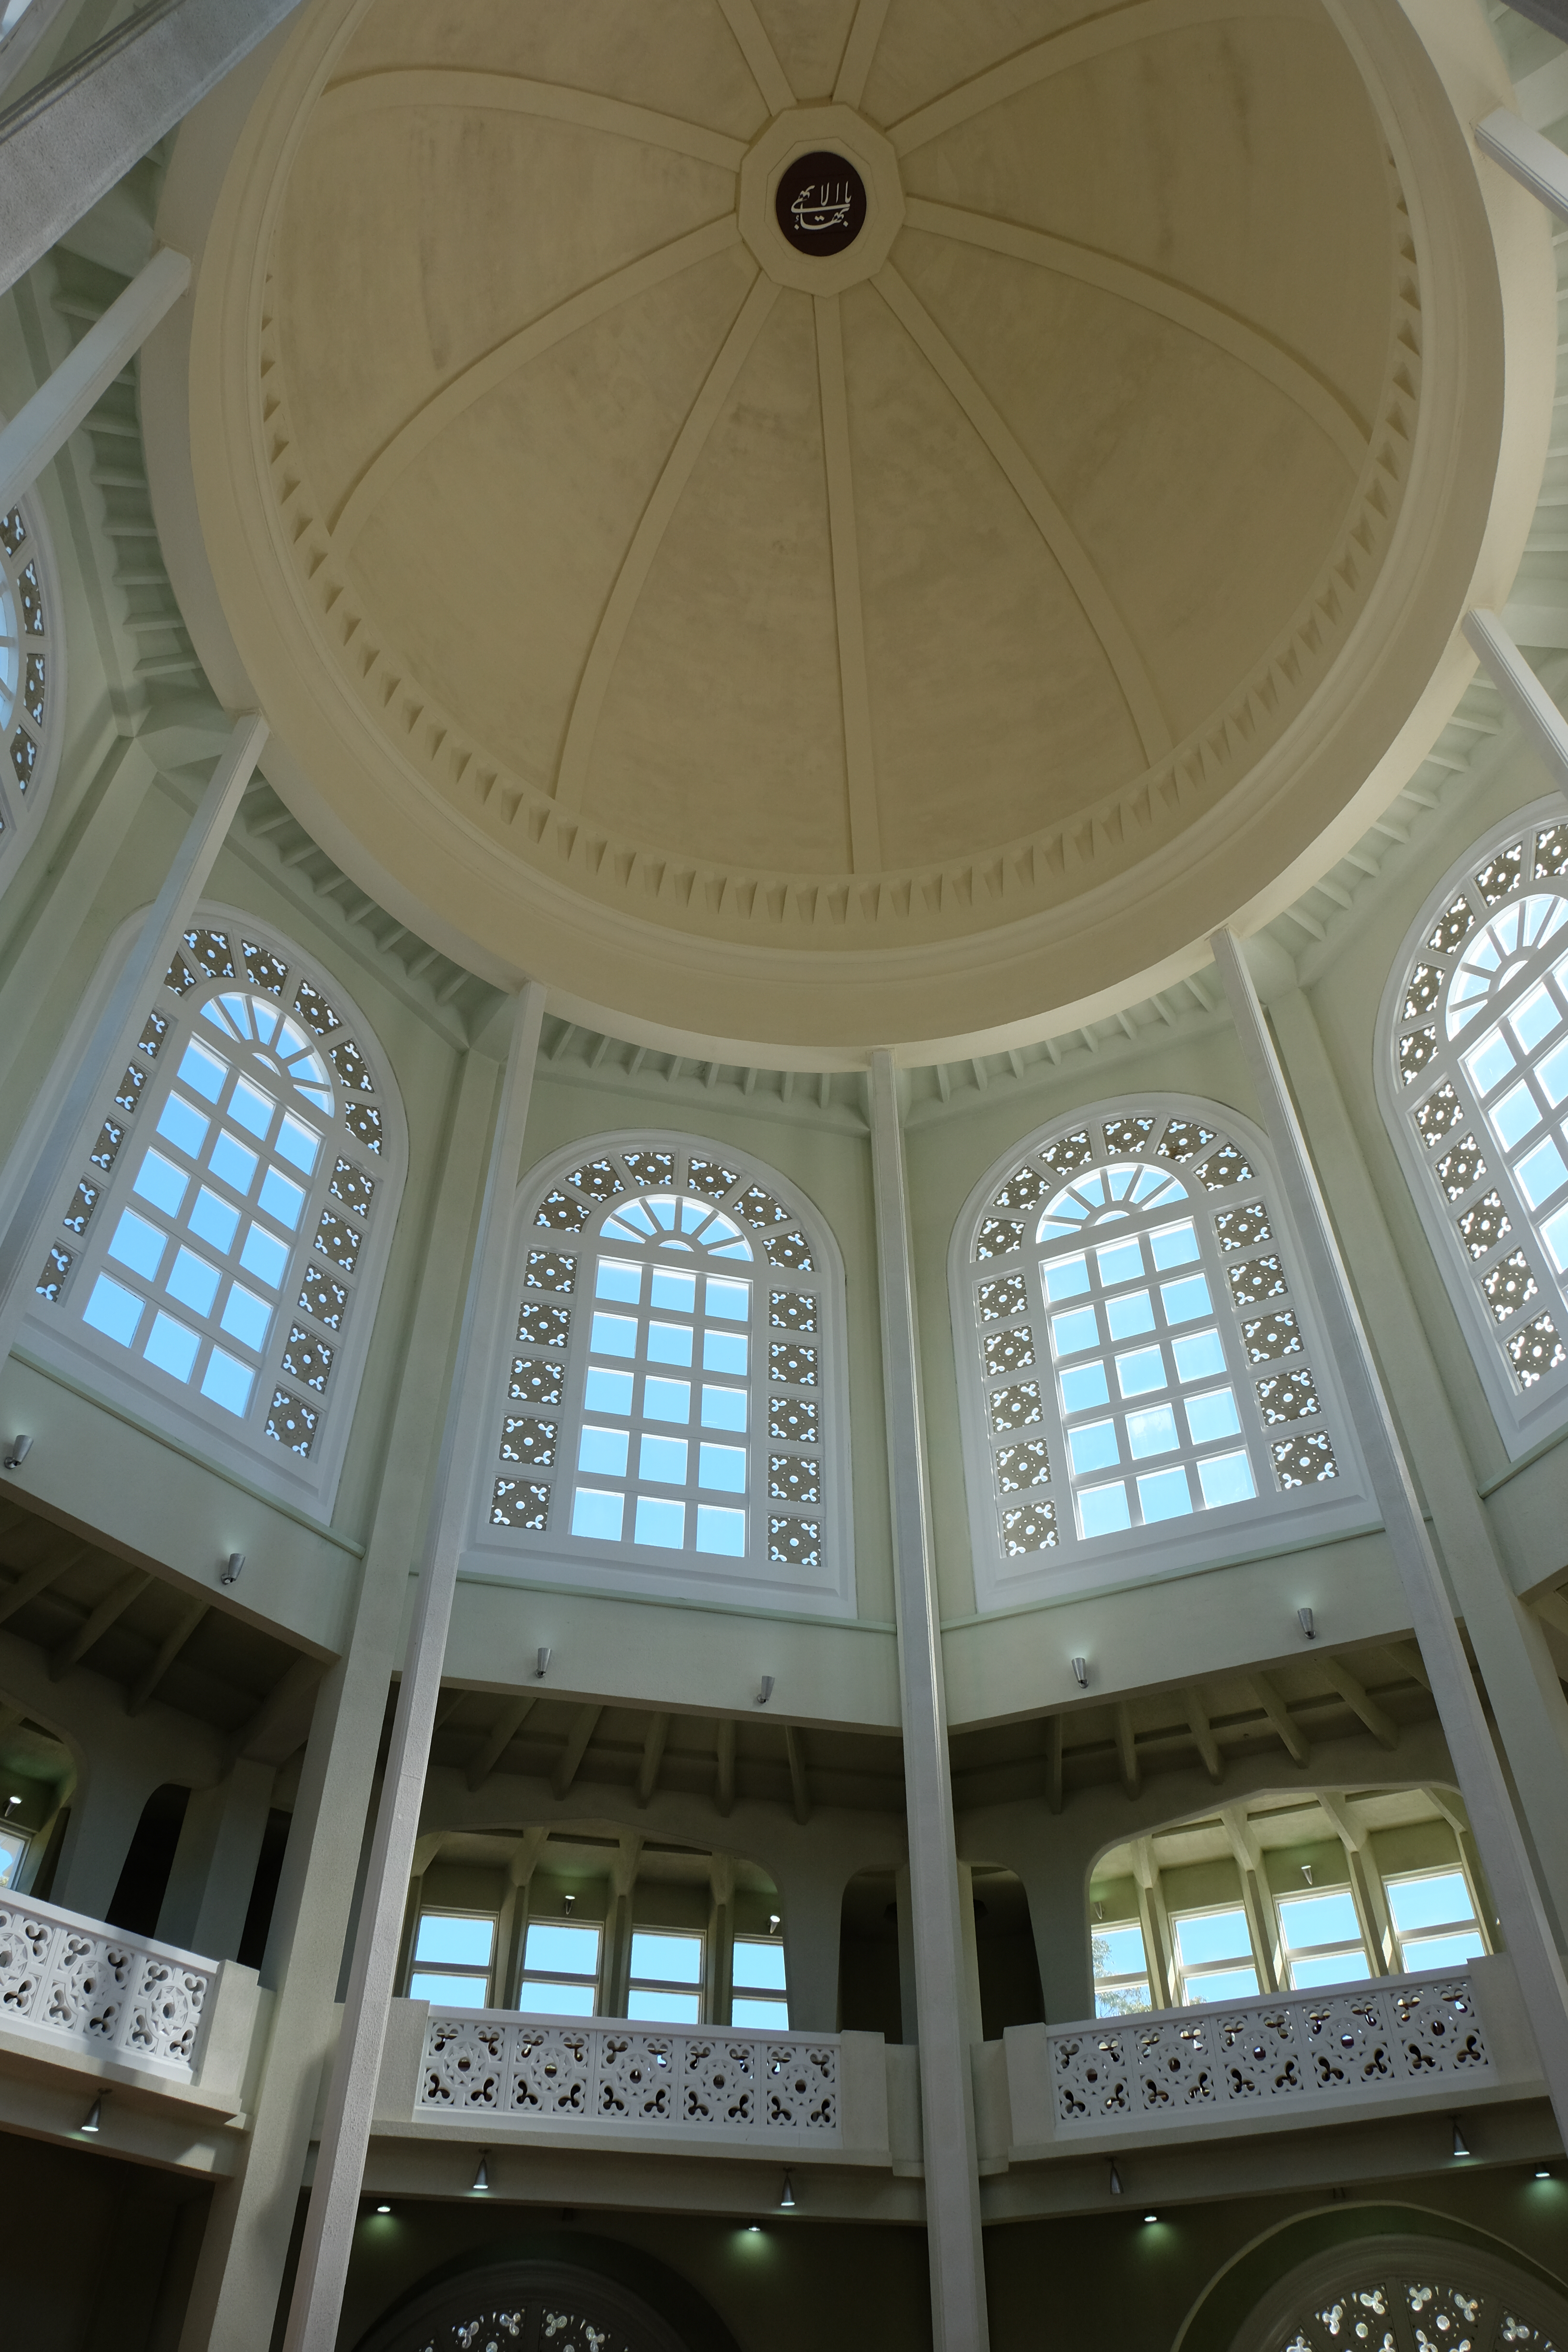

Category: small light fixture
[1143, 2213, 1158, 2225]
[1534, 2167, 1551, 2180]
[769, 1913, 781, 1935]
[1072, 1657, 1089, 1689]
[1300, 1864, 1314, 1886]
[375, 2204, 391, 2215]
[4, 1795, 20, 1814]
[1452, 2119, 1471, 2159]
[1298, 1606, 1316, 1641]
[2, 1435, 31, 1470]
[1093, 1900, 1105, 1922]
[220, 1552, 245, 1585]
[471, 2155, 490, 2193]
[563, 1892, 575, 1915]
[756, 1675, 775, 1706]
[80, 2097, 101, 2134]
[779, 2172, 796, 2210]
[1109, 2161, 1123, 2196]
[536, 1646, 552, 1678]
[746, 2224, 761, 2234]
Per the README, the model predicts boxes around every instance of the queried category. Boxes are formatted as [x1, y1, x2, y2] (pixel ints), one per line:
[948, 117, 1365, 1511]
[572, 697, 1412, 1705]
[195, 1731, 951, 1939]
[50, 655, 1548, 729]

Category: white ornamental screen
[0, 494, 61, 887]
[951, 1100, 1363, 1605]
[475, 1138, 854, 1616]
[1378, 804, 1568, 1457]
[29, 912, 404, 1511]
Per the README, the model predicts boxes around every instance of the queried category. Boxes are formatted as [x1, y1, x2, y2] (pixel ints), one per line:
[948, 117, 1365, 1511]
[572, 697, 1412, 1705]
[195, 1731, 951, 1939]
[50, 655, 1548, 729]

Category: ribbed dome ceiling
[185, 0, 1505, 1049]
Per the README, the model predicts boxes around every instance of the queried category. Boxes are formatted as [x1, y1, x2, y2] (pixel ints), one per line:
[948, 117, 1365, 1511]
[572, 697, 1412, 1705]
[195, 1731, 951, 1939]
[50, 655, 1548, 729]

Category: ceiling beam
[715, 1718, 736, 1818]
[466, 1696, 535, 1793]
[1183, 1687, 1224, 1783]
[1387, 1640, 1432, 1694]
[0, 1544, 84, 1629]
[1320, 1655, 1398, 1751]
[1114, 1703, 1141, 1801]
[49, 1568, 151, 1680]
[1246, 1672, 1311, 1767]
[551, 1704, 602, 1800]
[784, 1725, 812, 1825]
[127, 1597, 209, 1715]
[233, 1655, 329, 1765]
[635, 1712, 670, 1809]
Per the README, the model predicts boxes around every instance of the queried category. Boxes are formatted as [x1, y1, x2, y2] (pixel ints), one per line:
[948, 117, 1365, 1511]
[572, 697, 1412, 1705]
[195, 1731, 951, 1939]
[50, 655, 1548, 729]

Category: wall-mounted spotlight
[1108, 2160, 1123, 2196]
[1452, 2119, 1471, 2159]
[1300, 1864, 1314, 1886]
[756, 1675, 775, 1706]
[563, 1892, 576, 1915]
[471, 2155, 490, 2193]
[4, 1795, 20, 1815]
[2, 1435, 31, 1471]
[1143, 2213, 1158, 2225]
[80, 2097, 102, 2134]
[375, 2204, 392, 2216]
[536, 1646, 552, 1678]
[1093, 1900, 1105, 1922]
[219, 1552, 245, 1586]
[1298, 1607, 1316, 1641]
[1072, 1657, 1089, 1689]
[768, 1913, 781, 1936]
[779, 2173, 796, 2211]
[1535, 2166, 1551, 2180]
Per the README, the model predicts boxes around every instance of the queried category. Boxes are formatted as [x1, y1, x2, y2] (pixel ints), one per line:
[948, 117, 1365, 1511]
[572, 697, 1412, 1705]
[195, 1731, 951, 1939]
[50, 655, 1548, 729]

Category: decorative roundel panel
[354, 2260, 694, 2352]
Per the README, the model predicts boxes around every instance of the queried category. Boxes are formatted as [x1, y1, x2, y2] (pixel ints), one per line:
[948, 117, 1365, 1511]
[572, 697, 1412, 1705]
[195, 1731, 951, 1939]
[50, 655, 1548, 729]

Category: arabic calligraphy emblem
[775, 151, 867, 258]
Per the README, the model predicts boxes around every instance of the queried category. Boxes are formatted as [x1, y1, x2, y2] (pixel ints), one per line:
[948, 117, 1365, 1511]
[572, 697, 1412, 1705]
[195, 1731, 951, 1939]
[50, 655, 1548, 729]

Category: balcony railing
[414, 2008, 842, 2143]
[0, 1891, 218, 2081]
[1045, 1970, 1488, 2134]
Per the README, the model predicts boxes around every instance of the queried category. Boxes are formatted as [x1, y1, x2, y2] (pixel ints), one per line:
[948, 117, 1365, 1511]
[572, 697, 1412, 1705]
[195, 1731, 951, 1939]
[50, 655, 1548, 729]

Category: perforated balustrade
[490, 1146, 841, 1598]
[36, 923, 391, 1478]
[1387, 813, 1568, 1436]
[957, 1108, 1343, 1570]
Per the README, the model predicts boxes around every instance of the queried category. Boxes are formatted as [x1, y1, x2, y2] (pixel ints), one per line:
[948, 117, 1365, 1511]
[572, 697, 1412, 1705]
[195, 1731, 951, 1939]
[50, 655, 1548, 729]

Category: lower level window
[732, 1936, 788, 2026]
[1276, 1888, 1370, 1989]
[1386, 1869, 1485, 1971]
[0, 1824, 27, 1891]
[1172, 1905, 1258, 2004]
[410, 1911, 495, 2008]
[1092, 1922, 1152, 2015]
[521, 1920, 602, 2015]
[627, 1929, 703, 2022]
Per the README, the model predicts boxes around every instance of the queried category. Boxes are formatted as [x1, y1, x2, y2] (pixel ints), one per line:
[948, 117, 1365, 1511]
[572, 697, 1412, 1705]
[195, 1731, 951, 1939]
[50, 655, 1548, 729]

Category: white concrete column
[281, 981, 545, 2352]
[49, 1757, 163, 1918]
[1211, 928, 1568, 2145]
[498, 1828, 546, 2008]
[0, 0, 305, 297]
[1130, 1838, 1174, 2012]
[869, 1051, 989, 2352]
[0, 711, 266, 1365]
[1462, 610, 1568, 807]
[0, 246, 190, 510]
[1317, 1792, 1396, 1976]
[601, 1834, 643, 2018]
[1476, 109, 1568, 226]
[1220, 1809, 1282, 1994]
[706, 1852, 735, 2026]
[158, 1759, 272, 1960]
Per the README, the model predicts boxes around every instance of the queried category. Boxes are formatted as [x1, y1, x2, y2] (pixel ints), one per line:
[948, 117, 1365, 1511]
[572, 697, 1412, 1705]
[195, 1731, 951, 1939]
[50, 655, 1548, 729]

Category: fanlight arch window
[952, 1101, 1364, 1606]
[28, 912, 405, 1512]
[473, 1138, 854, 1617]
[1232, 2236, 1568, 2352]
[1378, 803, 1568, 1456]
[0, 494, 61, 882]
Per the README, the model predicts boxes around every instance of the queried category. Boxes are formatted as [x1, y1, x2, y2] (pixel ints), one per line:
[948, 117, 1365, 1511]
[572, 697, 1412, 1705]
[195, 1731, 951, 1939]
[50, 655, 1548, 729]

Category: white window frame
[1383, 1866, 1488, 1973]
[520, 1917, 603, 2015]
[23, 902, 406, 1518]
[1275, 1886, 1371, 1990]
[627, 1927, 705, 2023]
[1377, 799, 1568, 1458]
[1091, 1919, 1152, 2017]
[730, 1932, 789, 2026]
[950, 1096, 1370, 1607]
[0, 483, 64, 894]
[465, 1131, 855, 1616]
[1169, 1902, 1260, 2006]
[408, 1908, 498, 2008]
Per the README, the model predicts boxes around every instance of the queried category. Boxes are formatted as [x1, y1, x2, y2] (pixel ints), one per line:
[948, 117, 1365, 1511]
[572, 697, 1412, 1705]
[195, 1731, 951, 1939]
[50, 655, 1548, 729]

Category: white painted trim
[949, 1094, 1372, 1611]
[462, 1128, 857, 1618]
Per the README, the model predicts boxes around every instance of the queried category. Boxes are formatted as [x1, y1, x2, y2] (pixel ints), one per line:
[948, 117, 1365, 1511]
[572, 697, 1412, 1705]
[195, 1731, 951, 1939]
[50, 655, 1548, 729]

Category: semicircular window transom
[1258, 2263, 1563, 2352]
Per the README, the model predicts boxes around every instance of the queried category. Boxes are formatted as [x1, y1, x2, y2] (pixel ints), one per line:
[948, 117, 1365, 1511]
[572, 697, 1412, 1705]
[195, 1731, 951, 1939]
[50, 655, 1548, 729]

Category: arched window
[471, 1137, 853, 1616]
[28, 910, 404, 1513]
[0, 493, 61, 884]
[1231, 2236, 1568, 2352]
[951, 1100, 1365, 1605]
[1379, 803, 1568, 1456]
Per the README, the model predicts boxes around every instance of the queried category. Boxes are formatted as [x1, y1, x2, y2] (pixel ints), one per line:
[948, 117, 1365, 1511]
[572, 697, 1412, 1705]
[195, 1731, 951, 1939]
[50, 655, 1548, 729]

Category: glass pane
[695, 1505, 746, 1556]
[1288, 1952, 1372, 1989]
[1059, 1362, 1110, 1414]
[1174, 1909, 1251, 1968]
[1095, 1238, 1142, 1286]
[525, 1922, 601, 1975]
[1078, 1482, 1131, 1538]
[83, 1274, 144, 1347]
[578, 1425, 629, 1476]
[414, 1913, 495, 1966]
[520, 1978, 598, 2017]
[1106, 1291, 1155, 1340]
[1115, 1346, 1165, 1398]
[634, 1494, 685, 1547]
[1149, 1221, 1199, 1269]
[409, 1971, 490, 2008]
[1386, 1871, 1472, 1933]
[1183, 1964, 1258, 2004]
[732, 1995, 791, 2028]
[1136, 1465, 1192, 1522]
[732, 1939, 787, 1991]
[572, 1487, 625, 1541]
[1126, 1405, 1178, 1459]
[1399, 1927, 1486, 1970]
[1278, 1890, 1361, 1949]
[596, 1259, 641, 1303]
[1092, 1925, 1147, 1978]
[1068, 1421, 1119, 1475]
[627, 1987, 702, 2022]
[631, 1931, 703, 1984]
[0, 1828, 27, 1889]
[1094, 1982, 1151, 2017]
[1041, 1255, 1089, 1302]
[1196, 1450, 1255, 1507]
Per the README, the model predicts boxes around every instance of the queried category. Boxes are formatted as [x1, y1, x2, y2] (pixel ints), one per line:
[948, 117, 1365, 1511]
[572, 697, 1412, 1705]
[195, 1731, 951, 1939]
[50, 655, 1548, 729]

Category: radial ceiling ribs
[905, 199, 1369, 473]
[318, 70, 746, 170]
[886, 0, 1312, 157]
[834, 0, 893, 107]
[714, 0, 796, 115]
[551, 1704, 603, 1799]
[553, 272, 782, 809]
[330, 215, 742, 551]
[814, 293, 880, 872]
[467, 1696, 537, 1793]
[874, 263, 1173, 766]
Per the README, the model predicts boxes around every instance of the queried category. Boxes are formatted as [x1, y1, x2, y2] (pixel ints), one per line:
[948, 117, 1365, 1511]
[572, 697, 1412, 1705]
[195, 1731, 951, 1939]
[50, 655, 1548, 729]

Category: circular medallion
[774, 150, 866, 256]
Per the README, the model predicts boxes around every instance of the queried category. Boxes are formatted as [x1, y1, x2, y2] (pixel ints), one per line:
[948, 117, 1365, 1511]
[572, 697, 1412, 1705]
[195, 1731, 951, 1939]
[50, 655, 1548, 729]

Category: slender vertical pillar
[707, 1853, 735, 2026]
[601, 1836, 643, 2017]
[281, 981, 545, 2352]
[868, 1052, 989, 2352]
[1462, 610, 1568, 807]
[1318, 1793, 1396, 1976]
[499, 1830, 547, 2008]
[1221, 1811, 1281, 1994]
[1211, 929, 1568, 2143]
[0, 0, 306, 296]
[0, 246, 191, 510]
[0, 712, 266, 1366]
[1130, 1840, 1174, 2011]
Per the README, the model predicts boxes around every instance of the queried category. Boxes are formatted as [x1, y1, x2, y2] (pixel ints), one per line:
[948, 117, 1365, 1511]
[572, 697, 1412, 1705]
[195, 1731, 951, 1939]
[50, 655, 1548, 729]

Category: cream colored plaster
[170, 0, 1538, 1054]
